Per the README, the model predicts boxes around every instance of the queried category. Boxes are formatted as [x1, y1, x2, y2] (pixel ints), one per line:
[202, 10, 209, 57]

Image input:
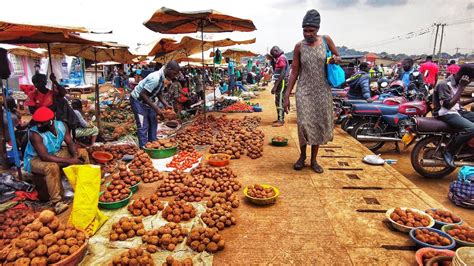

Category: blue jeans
[130, 97, 158, 148]
[438, 111, 474, 154]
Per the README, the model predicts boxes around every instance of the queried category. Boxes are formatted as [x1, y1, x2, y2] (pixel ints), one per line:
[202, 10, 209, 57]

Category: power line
[352, 17, 473, 51]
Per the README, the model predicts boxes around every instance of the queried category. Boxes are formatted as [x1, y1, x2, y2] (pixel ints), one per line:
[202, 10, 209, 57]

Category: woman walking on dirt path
[284, 9, 341, 173]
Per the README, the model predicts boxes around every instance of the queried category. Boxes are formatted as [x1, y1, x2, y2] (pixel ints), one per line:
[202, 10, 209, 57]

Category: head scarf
[302, 9, 321, 28]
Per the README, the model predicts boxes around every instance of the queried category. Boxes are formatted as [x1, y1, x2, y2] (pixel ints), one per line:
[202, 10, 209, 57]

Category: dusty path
[212, 88, 469, 265]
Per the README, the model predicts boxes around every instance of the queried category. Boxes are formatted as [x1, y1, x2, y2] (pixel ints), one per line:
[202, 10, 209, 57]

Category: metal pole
[213, 44, 216, 106]
[201, 22, 206, 118]
[432, 24, 440, 57]
[94, 49, 101, 131]
[0, 80, 8, 169]
[437, 24, 446, 57]
[47, 43, 54, 75]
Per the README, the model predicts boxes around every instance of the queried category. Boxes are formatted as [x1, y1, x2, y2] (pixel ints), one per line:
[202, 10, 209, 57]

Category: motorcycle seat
[342, 99, 383, 107]
[352, 104, 399, 115]
[414, 117, 458, 133]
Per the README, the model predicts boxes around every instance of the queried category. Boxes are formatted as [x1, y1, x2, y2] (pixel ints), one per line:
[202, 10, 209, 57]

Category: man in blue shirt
[226, 57, 236, 95]
[130, 61, 180, 147]
[397, 58, 423, 94]
[346, 62, 373, 102]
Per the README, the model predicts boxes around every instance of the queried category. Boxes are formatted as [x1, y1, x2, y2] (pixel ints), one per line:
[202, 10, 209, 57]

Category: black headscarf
[302, 9, 321, 28]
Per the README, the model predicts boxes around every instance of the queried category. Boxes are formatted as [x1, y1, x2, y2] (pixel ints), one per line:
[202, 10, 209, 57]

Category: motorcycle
[406, 117, 474, 178]
[341, 79, 408, 133]
[349, 80, 431, 152]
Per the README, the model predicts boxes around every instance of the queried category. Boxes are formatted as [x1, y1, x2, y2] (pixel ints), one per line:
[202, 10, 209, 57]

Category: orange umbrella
[143, 7, 257, 115]
[222, 48, 258, 61]
[143, 7, 256, 34]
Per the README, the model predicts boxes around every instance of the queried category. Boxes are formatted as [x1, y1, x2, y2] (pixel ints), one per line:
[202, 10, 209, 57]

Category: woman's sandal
[293, 157, 306, 170]
[311, 163, 324, 173]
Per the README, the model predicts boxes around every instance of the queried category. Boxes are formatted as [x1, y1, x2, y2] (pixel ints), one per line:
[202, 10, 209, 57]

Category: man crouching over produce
[23, 107, 89, 213]
[130, 61, 180, 147]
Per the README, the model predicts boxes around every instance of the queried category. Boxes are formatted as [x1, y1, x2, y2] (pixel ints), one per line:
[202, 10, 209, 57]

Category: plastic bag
[322, 37, 345, 87]
[63, 165, 108, 236]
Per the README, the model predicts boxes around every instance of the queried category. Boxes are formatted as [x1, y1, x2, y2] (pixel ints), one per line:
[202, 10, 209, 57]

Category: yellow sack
[63, 164, 108, 236]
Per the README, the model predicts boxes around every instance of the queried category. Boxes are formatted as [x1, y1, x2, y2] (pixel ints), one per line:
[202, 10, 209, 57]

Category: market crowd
[2, 8, 474, 213]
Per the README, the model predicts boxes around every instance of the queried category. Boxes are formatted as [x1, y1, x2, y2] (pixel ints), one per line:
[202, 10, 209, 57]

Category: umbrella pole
[47, 43, 53, 76]
[200, 22, 206, 118]
[94, 49, 101, 131]
[0, 80, 8, 170]
[213, 45, 216, 104]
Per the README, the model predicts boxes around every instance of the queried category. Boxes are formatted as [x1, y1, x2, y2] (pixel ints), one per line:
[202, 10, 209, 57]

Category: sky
[2, 0, 473, 57]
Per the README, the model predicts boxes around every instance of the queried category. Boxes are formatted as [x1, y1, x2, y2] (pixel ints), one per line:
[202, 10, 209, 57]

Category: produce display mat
[152, 156, 203, 173]
[80, 203, 212, 266]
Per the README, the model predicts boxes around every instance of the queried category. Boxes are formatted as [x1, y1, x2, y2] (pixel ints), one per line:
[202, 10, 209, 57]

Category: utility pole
[432, 23, 440, 57]
[437, 23, 447, 57]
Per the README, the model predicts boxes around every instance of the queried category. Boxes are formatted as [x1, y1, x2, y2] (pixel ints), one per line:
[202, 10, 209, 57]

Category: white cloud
[1, 0, 472, 56]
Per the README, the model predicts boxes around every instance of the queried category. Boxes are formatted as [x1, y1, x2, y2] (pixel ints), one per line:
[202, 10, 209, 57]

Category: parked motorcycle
[407, 117, 474, 178]
[349, 81, 431, 152]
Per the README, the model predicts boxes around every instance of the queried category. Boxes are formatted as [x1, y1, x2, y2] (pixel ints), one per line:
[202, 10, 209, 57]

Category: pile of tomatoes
[166, 150, 202, 171]
[222, 102, 253, 113]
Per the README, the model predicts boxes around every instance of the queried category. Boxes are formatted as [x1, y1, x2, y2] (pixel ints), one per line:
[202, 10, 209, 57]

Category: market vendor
[26, 73, 80, 129]
[23, 106, 89, 214]
[130, 61, 180, 147]
[71, 99, 99, 146]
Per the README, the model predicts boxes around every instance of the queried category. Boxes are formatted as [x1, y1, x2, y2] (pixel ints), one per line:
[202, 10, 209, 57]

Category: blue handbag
[322, 36, 345, 87]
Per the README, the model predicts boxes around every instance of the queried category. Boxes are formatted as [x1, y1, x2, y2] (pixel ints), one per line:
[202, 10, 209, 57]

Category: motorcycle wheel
[351, 120, 385, 152]
[342, 117, 358, 134]
[410, 136, 456, 179]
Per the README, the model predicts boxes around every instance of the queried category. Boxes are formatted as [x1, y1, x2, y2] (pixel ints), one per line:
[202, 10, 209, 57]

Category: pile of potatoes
[161, 200, 197, 223]
[243, 129, 264, 159]
[0, 209, 38, 250]
[111, 248, 154, 266]
[200, 206, 236, 231]
[162, 256, 193, 266]
[241, 116, 262, 129]
[191, 166, 238, 180]
[109, 217, 145, 241]
[129, 150, 154, 170]
[141, 167, 165, 183]
[389, 208, 432, 228]
[445, 225, 474, 243]
[208, 178, 241, 193]
[425, 209, 462, 224]
[128, 194, 165, 217]
[246, 184, 276, 199]
[145, 138, 177, 150]
[155, 171, 187, 197]
[0, 210, 87, 265]
[112, 164, 141, 186]
[175, 186, 208, 202]
[414, 229, 452, 246]
[100, 180, 132, 202]
[208, 138, 245, 159]
[186, 227, 224, 253]
[88, 144, 138, 162]
[206, 191, 240, 209]
[142, 223, 188, 252]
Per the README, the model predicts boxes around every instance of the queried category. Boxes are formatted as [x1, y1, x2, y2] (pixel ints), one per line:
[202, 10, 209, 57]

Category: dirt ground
[11, 83, 472, 265]
[374, 143, 473, 225]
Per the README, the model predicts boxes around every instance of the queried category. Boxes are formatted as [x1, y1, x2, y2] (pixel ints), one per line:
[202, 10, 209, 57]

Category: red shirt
[419, 61, 439, 85]
[25, 89, 54, 107]
[275, 55, 287, 70]
[447, 64, 460, 75]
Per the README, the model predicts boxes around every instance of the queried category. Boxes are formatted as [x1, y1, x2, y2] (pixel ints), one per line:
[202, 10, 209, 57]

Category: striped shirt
[131, 67, 165, 101]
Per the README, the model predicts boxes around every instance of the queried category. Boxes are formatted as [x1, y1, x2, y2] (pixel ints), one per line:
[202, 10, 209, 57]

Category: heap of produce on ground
[0, 210, 88, 265]
[176, 115, 264, 159]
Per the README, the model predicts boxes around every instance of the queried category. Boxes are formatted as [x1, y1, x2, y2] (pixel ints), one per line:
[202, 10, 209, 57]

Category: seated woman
[170, 80, 190, 115]
[71, 99, 99, 146]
